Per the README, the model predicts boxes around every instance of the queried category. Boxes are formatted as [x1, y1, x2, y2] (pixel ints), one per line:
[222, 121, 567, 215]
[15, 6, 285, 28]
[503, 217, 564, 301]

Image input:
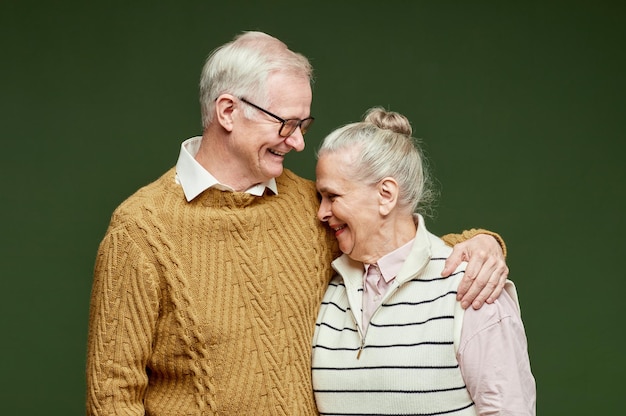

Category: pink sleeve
[457, 285, 536, 415]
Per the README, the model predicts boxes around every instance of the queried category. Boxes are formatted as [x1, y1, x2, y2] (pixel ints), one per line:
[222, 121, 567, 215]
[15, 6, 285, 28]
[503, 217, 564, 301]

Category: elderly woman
[311, 108, 536, 415]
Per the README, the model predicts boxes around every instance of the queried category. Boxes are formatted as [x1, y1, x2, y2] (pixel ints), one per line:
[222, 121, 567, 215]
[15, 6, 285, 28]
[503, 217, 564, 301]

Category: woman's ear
[214, 94, 236, 132]
[378, 177, 399, 216]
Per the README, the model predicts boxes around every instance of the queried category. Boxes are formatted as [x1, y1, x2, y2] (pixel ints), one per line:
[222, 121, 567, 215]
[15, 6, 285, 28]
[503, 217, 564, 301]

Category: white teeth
[333, 225, 346, 231]
[269, 149, 285, 156]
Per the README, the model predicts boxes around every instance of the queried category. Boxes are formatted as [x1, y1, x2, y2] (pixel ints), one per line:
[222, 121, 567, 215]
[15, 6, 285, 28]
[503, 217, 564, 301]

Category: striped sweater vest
[87, 168, 336, 415]
[312, 218, 477, 416]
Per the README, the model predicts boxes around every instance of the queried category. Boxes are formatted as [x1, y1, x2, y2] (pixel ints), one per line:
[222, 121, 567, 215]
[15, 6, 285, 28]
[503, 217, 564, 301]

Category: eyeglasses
[239, 97, 315, 138]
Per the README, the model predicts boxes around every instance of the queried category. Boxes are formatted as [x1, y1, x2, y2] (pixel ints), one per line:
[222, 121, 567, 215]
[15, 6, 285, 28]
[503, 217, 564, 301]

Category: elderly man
[86, 31, 508, 415]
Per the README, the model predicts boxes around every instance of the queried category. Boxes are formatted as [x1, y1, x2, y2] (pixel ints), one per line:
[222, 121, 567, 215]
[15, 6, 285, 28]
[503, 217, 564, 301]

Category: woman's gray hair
[199, 31, 313, 128]
[317, 107, 436, 214]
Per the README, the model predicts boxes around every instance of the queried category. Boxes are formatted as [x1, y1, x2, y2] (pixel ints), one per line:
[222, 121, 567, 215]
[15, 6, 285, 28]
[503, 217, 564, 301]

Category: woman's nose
[317, 199, 330, 222]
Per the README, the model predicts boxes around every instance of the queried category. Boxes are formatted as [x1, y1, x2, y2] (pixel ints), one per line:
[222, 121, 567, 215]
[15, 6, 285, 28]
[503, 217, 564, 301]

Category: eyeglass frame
[239, 97, 315, 138]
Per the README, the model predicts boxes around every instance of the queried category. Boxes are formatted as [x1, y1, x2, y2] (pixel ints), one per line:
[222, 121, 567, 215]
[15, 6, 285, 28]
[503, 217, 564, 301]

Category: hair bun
[363, 107, 412, 136]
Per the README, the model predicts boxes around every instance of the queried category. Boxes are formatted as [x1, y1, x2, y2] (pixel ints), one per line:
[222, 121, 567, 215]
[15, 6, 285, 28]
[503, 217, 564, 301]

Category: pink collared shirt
[362, 238, 414, 329]
[362, 241, 536, 415]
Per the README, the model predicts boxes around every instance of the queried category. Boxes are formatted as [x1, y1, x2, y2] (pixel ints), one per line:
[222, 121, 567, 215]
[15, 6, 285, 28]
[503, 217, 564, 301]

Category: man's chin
[265, 164, 284, 178]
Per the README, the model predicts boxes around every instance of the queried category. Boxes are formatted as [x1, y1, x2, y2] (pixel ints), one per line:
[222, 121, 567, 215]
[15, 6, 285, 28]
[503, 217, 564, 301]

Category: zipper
[355, 280, 401, 359]
[357, 337, 365, 360]
[349, 312, 366, 360]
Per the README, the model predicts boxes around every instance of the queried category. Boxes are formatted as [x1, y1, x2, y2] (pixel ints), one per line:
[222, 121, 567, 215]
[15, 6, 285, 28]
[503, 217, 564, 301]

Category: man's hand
[441, 234, 509, 310]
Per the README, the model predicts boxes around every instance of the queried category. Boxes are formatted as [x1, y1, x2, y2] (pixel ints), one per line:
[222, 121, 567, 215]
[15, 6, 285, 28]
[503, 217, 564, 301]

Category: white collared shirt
[175, 136, 278, 201]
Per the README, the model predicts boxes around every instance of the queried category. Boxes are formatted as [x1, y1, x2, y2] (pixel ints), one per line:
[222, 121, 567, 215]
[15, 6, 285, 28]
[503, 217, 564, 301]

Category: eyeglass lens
[280, 118, 314, 137]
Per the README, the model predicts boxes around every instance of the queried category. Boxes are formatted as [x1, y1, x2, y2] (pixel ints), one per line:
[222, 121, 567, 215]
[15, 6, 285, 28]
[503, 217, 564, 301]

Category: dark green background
[1, 1, 624, 414]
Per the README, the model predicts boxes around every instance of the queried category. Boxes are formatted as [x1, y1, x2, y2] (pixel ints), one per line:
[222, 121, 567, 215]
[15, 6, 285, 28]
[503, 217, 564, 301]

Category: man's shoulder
[278, 168, 314, 184]
[276, 169, 316, 194]
[111, 167, 178, 220]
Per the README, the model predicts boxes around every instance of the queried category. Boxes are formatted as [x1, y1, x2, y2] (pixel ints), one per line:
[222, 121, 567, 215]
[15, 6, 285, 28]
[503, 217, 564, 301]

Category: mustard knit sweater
[86, 167, 503, 415]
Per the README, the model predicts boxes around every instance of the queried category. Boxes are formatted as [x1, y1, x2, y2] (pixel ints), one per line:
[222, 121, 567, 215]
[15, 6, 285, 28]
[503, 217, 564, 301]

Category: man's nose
[285, 127, 305, 152]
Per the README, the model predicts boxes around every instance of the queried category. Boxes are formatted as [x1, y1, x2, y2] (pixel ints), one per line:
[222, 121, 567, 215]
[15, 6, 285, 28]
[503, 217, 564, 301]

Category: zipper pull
[356, 339, 365, 359]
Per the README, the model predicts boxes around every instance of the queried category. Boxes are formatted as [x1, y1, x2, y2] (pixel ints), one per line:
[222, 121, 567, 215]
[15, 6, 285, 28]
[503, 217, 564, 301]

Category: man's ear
[378, 177, 399, 216]
[214, 94, 236, 132]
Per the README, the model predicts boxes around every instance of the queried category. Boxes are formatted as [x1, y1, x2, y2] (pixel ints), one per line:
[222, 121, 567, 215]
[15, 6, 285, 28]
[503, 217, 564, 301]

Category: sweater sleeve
[440, 228, 507, 258]
[86, 226, 161, 416]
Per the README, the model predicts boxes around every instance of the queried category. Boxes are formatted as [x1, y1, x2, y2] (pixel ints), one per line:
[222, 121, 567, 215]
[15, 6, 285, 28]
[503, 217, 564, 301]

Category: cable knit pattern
[86, 168, 337, 415]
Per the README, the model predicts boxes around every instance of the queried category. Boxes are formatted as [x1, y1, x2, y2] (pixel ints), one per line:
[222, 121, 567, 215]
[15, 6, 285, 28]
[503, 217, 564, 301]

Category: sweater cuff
[441, 228, 507, 258]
